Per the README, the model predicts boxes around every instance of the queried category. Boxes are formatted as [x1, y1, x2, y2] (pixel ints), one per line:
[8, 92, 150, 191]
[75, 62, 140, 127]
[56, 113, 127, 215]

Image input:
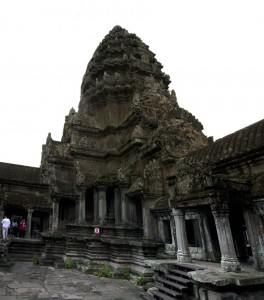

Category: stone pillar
[121, 188, 128, 224]
[244, 202, 264, 270]
[114, 188, 121, 224]
[98, 186, 107, 225]
[172, 208, 192, 263]
[93, 189, 99, 224]
[212, 203, 241, 272]
[0, 209, 4, 224]
[52, 198, 59, 232]
[76, 189, 86, 223]
[170, 218, 177, 246]
[49, 212, 52, 230]
[26, 209, 33, 239]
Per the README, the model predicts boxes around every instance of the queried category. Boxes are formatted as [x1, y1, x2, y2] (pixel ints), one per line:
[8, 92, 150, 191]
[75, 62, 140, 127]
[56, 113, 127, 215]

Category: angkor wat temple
[1, 26, 264, 299]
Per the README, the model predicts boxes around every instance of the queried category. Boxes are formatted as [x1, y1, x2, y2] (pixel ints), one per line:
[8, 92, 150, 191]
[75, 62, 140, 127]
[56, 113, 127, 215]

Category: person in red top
[19, 219, 26, 238]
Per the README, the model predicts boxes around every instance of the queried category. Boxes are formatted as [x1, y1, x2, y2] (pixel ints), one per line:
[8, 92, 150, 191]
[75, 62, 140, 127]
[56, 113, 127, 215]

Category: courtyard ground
[0, 260, 147, 300]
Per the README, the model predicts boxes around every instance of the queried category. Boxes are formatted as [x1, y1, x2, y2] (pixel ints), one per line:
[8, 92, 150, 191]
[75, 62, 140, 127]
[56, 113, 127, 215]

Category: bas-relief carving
[117, 163, 135, 184]
[79, 137, 97, 149]
[176, 170, 192, 195]
[75, 161, 86, 186]
[131, 91, 141, 111]
[144, 159, 163, 191]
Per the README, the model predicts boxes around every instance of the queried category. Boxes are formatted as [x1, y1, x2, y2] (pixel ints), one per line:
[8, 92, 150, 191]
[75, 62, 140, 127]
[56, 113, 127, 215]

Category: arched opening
[31, 210, 50, 238]
[229, 197, 252, 261]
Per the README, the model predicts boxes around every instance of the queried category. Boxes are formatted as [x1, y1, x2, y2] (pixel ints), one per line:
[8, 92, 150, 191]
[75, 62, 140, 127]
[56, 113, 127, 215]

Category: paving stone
[0, 260, 146, 299]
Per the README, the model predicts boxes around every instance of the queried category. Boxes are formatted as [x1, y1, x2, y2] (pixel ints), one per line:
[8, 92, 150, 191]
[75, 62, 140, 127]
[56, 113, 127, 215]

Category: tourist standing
[11, 219, 19, 237]
[19, 219, 26, 238]
[1, 215, 11, 239]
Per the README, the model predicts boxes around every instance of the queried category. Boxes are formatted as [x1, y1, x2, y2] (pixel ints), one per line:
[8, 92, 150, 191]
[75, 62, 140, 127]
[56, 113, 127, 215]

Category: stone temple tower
[2, 25, 264, 298]
[40, 25, 208, 273]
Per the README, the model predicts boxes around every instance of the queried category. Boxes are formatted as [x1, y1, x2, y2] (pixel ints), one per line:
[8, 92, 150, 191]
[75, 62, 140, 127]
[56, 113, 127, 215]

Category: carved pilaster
[52, 197, 59, 232]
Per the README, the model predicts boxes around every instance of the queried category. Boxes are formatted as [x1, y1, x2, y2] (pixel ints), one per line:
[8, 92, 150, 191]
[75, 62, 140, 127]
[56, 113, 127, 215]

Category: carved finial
[69, 107, 76, 115]
[46, 133, 52, 143]
[170, 90, 179, 108]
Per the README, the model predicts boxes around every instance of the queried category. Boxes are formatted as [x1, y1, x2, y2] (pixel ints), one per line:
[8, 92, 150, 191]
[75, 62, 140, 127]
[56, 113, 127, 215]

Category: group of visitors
[1, 215, 27, 239]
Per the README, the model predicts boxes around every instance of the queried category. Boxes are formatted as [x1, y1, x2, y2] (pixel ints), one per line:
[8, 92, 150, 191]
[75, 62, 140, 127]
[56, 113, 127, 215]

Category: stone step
[169, 268, 190, 278]
[151, 290, 178, 300]
[156, 283, 183, 298]
[165, 274, 192, 285]
[157, 276, 188, 291]
[173, 262, 204, 272]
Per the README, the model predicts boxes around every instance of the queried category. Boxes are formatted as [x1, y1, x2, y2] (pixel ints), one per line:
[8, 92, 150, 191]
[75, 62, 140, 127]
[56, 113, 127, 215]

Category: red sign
[94, 227, 100, 234]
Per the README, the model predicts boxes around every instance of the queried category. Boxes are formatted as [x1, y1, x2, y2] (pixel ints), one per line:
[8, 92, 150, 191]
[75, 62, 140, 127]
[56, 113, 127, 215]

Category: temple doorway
[85, 188, 94, 223]
[229, 201, 252, 261]
[58, 198, 75, 230]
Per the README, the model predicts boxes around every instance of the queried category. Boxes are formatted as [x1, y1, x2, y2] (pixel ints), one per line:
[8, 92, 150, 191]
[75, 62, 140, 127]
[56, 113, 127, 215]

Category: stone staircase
[8, 239, 45, 261]
[142, 263, 203, 300]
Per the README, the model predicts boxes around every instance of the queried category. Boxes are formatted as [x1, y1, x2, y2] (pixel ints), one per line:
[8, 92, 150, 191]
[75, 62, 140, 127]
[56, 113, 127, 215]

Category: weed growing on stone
[94, 265, 113, 278]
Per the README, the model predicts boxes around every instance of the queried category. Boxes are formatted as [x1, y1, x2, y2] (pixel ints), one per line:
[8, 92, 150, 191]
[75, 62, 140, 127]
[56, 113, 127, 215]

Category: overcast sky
[0, 0, 263, 167]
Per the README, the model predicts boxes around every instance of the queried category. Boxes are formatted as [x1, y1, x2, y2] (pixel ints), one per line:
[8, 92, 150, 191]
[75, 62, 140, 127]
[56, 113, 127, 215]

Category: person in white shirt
[1, 216, 11, 239]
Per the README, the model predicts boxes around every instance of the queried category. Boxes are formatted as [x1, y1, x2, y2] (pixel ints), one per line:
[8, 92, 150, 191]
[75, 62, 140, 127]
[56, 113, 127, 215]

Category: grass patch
[64, 257, 75, 269]
[93, 265, 113, 278]
[33, 253, 41, 265]
[135, 276, 145, 286]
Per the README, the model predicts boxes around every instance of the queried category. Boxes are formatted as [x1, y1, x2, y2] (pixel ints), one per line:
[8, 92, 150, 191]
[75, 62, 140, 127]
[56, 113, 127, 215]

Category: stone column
[49, 212, 52, 230]
[0, 209, 4, 224]
[172, 208, 192, 263]
[52, 198, 59, 232]
[244, 202, 264, 270]
[98, 186, 106, 225]
[120, 188, 128, 224]
[114, 188, 121, 224]
[26, 209, 33, 239]
[76, 189, 86, 223]
[212, 203, 241, 272]
[93, 189, 99, 224]
[170, 218, 177, 246]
